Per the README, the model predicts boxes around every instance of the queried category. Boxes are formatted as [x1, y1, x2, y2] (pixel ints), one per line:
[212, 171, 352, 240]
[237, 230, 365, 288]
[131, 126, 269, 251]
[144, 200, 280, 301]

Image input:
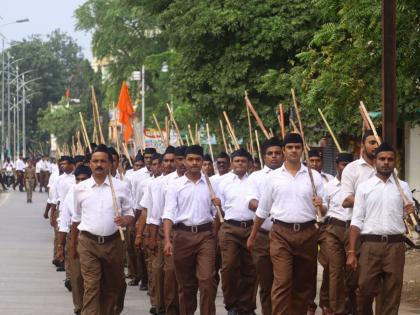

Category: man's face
[111, 154, 119, 173]
[185, 154, 203, 174]
[163, 153, 176, 174]
[232, 156, 248, 177]
[375, 151, 395, 176]
[283, 143, 303, 163]
[90, 152, 111, 177]
[144, 154, 153, 167]
[75, 174, 90, 184]
[336, 161, 349, 178]
[216, 158, 230, 175]
[263, 145, 283, 169]
[253, 161, 261, 171]
[133, 161, 143, 171]
[308, 156, 322, 173]
[175, 156, 186, 174]
[202, 161, 214, 176]
[363, 135, 379, 160]
[151, 159, 162, 177]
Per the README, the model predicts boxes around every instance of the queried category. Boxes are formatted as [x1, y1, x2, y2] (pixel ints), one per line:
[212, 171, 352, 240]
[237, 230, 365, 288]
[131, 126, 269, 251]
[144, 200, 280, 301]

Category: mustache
[95, 167, 104, 171]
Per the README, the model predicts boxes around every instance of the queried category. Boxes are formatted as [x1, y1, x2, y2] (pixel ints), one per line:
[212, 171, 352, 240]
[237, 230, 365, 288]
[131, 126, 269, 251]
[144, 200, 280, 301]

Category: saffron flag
[117, 81, 135, 143]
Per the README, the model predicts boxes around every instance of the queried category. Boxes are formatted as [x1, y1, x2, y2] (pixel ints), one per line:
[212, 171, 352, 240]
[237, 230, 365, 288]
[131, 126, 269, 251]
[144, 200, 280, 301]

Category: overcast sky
[1, 0, 92, 59]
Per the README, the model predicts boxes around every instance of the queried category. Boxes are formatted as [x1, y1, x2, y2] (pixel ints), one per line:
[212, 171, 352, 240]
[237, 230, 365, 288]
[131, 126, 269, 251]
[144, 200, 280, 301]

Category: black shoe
[128, 279, 140, 286]
[56, 263, 65, 272]
[64, 279, 72, 292]
[52, 259, 60, 267]
[227, 310, 238, 315]
[139, 281, 148, 291]
[149, 307, 157, 315]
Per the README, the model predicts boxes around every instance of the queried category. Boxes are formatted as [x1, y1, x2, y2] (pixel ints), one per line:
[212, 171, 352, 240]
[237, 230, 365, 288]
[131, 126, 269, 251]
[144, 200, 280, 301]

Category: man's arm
[163, 219, 174, 256]
[247, 216, 265, 251]
[70, 222, 80, 259]
[346, 226, 360, 270]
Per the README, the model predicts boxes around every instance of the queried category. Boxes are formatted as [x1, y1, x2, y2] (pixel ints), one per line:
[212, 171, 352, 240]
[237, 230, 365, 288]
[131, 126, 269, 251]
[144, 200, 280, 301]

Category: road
[0, 189, 417, 314]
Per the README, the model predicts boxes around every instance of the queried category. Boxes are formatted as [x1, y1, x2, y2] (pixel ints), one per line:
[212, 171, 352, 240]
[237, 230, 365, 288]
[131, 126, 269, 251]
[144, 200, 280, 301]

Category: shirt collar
[373, 174, 395, 185]
[181, 174, 206, 186]
[358, 157, 375, 169]
[331, 177, 341, 186]
[279, 163, 307, 174]
[88, 176, 111, 187]
[262, 165, 272, 174]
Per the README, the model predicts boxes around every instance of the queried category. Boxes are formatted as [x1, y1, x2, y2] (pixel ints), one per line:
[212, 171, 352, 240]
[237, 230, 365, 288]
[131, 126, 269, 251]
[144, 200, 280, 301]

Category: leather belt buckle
[97, 236, 105, 244]
[191, 226, 198, 233]
[293, 223, 301, 232]
[381, 235, 388, 243]
[241, 221, 248, 228]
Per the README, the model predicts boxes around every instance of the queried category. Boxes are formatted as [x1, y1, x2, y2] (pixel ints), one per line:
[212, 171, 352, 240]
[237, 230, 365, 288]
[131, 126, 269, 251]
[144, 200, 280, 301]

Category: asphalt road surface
[0, 189, 417, 314]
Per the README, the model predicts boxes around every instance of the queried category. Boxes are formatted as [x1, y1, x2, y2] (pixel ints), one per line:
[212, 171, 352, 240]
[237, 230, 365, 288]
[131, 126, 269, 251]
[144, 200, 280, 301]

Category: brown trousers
[318, 224, 329, 309]
[78, 233, 126, 315]
[163, 232, 180, 315]
[358, 241, 405, 315]
[39, 170, 49, 191]
[53, 210, 60, 261]
[270, 223, 318, 315]
[252, 230, 273, 315]
[219, 223, 257, 312]
[173, 229, 217, 315]
[149, 236, 165, 311]
[25, 179, 35, 201]
[126, 226, 140, 280]
[67, 235, 84, 313]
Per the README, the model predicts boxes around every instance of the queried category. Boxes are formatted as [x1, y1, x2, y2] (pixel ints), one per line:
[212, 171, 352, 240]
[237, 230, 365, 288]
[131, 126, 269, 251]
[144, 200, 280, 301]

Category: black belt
[273, 220, 316, 232]
[225, 219, 254, 228]
[81, 231, 120, 244]
[326, 217, 351, 228]
[361, 234, 405, 243]
[258, 228, 269, 235]
[173, 222, 213, 233]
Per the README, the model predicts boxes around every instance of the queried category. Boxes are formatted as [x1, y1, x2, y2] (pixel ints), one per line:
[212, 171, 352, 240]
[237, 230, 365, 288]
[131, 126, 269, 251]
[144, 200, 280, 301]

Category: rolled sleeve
[119, 183, 134, 217]
[72, 187, 81, 223]
[255, 182, 273, 220]
[341, 166, 355, 204]
[350, 186, 365, 230]
[162, 182, 177, 223]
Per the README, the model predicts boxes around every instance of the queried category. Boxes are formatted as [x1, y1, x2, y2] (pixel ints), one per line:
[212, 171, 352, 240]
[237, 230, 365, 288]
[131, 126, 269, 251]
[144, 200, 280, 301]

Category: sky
[1, 0, 92, 59]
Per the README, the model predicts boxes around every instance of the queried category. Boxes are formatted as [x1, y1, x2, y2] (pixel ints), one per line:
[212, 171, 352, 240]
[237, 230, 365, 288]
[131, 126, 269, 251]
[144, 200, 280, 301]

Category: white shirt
[50, 163, 59, 175]
[3, 161, 14, 171]
[341, 158, 376, 205]
[73, 177, 134, 236]
[131, 167, 152, 209]
[47, 172, 60, 204]
[52, 172, 75, 205]
[320, 171, 334, 184]
[325, 177, 350, 221]
[351, 175, 413, 235]
[217, 172, 254, 221]
[39, 160, 50, 172]
[141, 175, 166, 225]
[35, 161, 41, 174]
[246, 165, 275, 231]
[58, 185, 76, 233]
[15, 159, 25, 171]
[256, 164, 326, 224]
[163, 174, 216, 226]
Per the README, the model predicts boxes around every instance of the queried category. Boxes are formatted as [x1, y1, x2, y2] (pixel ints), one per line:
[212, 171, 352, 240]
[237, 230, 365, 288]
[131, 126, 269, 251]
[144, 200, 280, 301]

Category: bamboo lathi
[318, 108, 343, 153]
[223, 111, 239, 149]
[244, 91, 270, 139]
[219, 120, 229, 153]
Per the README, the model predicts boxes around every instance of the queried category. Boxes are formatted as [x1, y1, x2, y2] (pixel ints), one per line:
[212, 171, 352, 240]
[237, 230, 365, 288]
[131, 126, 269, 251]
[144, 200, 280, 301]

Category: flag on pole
[117, 81, 135, 143]
[65, 87, 70, 99]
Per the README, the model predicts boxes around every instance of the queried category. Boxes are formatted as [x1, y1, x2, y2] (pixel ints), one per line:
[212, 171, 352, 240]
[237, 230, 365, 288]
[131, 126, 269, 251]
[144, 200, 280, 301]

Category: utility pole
[1, 36, 4, 160]
[22, 73, 26, 157]
[16, 65, 19, 157]
[141, 65, 145, 148]
[381, 0, 397, 148]
[7, 52, 10, 157]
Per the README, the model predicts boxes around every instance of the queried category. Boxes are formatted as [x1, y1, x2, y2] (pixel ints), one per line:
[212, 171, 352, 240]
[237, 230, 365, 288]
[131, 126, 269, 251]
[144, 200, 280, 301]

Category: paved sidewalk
[0, 189, 417, 314]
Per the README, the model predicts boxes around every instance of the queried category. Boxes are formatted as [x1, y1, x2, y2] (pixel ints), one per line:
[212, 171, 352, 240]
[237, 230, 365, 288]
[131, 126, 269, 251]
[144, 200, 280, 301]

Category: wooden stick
[107, 173, 125, 241]
[153, 114, 165, 143]
[244, 91, 270, 139]
[255, 130, 264, 167]
[206, 123, 214, 161]
[195, 123, 199, 145]
[203, 172, 224, 223]
[359, 101, 419, 230]
[223, 111, 239, 149]
[79, 112, 92, 152]
[246, 103, 255, 157]
[219, 120, 229, 153]
[291, 88, 323, 219]
[71, 136, 76, 157]
[122, 142, 133, 167]
[165, 116, 170, 146]
[91, 86, 105, 144]
[318, 108, 343, 153]
[185, 135, 190, 146]
[188, 124, 196, 145]
[279, 104, 285, 140]
[166, 103, 184, 145]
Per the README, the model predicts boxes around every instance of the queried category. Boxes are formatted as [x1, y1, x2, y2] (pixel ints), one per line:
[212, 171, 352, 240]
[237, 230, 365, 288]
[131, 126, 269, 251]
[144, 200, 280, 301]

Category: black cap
[231, 148, 251, 161]
[216, 151, 230, 160]
[203, 154, 213, 163]
[308, 149, 322, 158]
[92, 144, 113, 161]
[185, 145, 204, 157]
[59, 155, 74, 164]
[336, 152, 353, 163]
[175, 146, 187, 157]
[152, 152, 162, 161]
[164, 146, 176, 156]
[283, 132, 303, 145]
[375, 142, 395, 155]
[261, 137, 283, 155]
[74, 165, 92, 177]
[74, 155, 85, 164]
[144, 147, 157, 155]
[108, 147, 119, 160]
